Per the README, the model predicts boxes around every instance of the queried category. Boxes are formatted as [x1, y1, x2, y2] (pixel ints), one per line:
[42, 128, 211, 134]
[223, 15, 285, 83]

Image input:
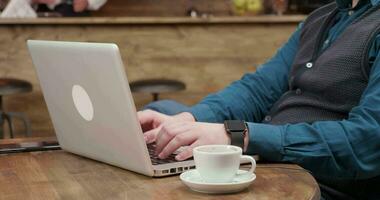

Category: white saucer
[180, 169, 256, 194]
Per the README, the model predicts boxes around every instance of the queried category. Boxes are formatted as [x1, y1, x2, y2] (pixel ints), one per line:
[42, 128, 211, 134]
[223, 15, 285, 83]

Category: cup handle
[237, 155, 256, 178]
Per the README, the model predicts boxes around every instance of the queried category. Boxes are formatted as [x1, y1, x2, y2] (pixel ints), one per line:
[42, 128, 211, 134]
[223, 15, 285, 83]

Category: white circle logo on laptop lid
[72, 85, 94, 121]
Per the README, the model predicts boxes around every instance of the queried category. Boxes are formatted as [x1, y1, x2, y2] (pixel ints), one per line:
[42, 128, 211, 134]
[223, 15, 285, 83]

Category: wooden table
[0, 148, 320, 200]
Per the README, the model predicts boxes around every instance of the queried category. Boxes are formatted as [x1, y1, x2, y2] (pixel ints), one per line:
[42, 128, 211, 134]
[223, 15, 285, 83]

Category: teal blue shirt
[190, 0, 380, 186]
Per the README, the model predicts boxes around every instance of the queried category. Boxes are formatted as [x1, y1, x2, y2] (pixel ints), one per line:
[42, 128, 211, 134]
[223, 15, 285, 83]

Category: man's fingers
[158, 132, 197, 159]
[143, 127, 161, 144]
[175, 140, 205, 161]
[137, 110, 156, 124]
[137, 110, 157, 131]
[155, 122, 194, 156]
[138, 109, 168, 131]
[154, 126, 175, 155]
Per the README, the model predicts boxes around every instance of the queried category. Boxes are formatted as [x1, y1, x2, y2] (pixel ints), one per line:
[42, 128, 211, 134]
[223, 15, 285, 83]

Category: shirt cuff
[189, 104, 218, 123]
[246, 122, 284, 161]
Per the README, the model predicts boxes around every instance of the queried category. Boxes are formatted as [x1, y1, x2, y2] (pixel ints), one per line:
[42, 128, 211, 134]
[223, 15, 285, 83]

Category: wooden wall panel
[0, 23, 296, 137]
[93, 0, 234, 17]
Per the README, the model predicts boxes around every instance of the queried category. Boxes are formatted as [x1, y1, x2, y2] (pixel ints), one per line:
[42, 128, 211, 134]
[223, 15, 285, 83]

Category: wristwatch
[224, 120, 248, 149]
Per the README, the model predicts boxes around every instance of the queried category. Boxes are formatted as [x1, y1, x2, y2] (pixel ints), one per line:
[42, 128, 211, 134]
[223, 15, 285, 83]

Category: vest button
[296, 88, 302, 95]
[306, 62, 313, 68]
[264, 116, 272, 122]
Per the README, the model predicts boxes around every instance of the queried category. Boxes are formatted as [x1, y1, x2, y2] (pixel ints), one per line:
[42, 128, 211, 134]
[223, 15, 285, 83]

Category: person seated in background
[138, 0, 380, 199]
[32, 0, 107, 16]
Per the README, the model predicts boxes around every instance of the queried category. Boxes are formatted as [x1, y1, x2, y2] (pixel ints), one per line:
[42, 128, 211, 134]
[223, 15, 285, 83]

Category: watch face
[225, 120, 246, 132]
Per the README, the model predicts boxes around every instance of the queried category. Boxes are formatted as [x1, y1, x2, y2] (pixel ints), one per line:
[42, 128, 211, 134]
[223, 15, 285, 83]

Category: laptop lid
[27, 40, 154, 176]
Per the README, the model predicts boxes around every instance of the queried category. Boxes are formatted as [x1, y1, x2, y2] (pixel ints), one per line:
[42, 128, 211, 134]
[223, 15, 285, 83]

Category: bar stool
[130, 79, 186, 101]
[0, 78, 33, 139]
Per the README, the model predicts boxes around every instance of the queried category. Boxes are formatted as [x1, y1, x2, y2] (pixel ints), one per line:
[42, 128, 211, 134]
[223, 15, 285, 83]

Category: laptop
[27, 40, 195, 177]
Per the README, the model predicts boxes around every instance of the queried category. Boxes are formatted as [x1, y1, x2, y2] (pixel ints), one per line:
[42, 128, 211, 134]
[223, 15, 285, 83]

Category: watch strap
[230, 130, 245, 149]
[224, 120, 247, 149]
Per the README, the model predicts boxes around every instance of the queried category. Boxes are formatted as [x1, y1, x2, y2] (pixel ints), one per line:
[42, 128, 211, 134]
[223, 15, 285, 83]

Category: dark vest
[265, 3, 380, 199]
[264, 3, 380, 125]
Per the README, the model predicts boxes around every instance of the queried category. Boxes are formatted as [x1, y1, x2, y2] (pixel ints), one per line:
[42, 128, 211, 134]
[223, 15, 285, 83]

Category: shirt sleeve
[189, 23, 302, 123]
[87, 0, 107, 10]
[247, 49, 380, 180]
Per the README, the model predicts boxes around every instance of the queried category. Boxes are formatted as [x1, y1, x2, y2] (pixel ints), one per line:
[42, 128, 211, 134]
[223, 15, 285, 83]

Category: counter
[0, 15, 305, 25]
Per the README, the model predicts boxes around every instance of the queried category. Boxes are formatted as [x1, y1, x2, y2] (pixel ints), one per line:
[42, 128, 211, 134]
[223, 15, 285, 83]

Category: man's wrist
[174, 112, 196, 122]
[222, 124, 232, 145]
[224, 120, 248, 151]
[244, 124, 249, 152]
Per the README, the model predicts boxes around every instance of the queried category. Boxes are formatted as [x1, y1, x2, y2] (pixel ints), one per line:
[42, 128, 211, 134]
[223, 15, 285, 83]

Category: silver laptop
[27, 40, 195, 177]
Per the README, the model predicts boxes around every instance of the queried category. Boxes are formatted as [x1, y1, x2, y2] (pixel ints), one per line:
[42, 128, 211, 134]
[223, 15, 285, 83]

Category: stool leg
[6, 112, 32, 137]
[0, 96, 3, 139]
[20, 113, 32, 137]
[0, 111, 4, 139]
[22, 117, 32, 137]
[152, 93, 159, 102]
[3, 114, 14, 138]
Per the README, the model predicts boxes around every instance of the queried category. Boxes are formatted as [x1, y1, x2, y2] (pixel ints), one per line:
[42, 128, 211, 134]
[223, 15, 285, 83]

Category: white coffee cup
[193, 145, 256, 183]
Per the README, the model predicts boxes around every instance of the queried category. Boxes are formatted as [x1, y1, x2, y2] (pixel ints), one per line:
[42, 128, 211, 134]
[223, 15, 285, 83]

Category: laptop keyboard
[147, 143, 179, 165]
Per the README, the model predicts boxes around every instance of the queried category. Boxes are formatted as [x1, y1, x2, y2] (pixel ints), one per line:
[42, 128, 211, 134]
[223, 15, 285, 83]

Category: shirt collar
[335, 0, 380, 9]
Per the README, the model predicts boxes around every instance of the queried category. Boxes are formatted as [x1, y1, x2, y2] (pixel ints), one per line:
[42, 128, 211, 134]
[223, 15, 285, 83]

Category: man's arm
[189, 24, 302, 123]
[247, 53, 380, 180]
[139, 23, 303, 159]
[139, 24, 303, 158]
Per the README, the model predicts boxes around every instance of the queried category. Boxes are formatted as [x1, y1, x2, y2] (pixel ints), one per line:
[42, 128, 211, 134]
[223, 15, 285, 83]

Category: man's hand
[73, 0, 89, 12]
[137, 110, 195, 144]
[155, 122, 231, 161]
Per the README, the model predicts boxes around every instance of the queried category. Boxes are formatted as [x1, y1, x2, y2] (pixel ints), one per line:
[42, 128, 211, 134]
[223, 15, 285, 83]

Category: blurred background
[0, 0, 334, 17]
[0, 0, 333, 139]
